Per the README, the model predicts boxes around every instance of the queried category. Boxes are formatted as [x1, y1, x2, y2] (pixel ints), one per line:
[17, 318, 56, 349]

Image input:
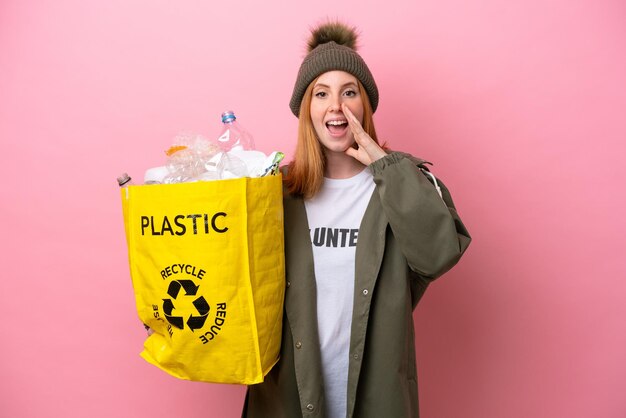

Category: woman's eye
[344, 90, 357, 97]
[315, 91, 327, 98]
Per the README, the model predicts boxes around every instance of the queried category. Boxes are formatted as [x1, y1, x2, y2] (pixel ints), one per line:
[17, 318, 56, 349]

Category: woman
[243, 22, 471, 418]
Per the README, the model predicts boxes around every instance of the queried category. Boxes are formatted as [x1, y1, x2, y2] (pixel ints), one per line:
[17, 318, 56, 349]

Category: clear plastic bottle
[143, 166, 170, 185]
[117, 173, 134, 187]
[216, 111, 255, 152]
[117, 172, 151, 334]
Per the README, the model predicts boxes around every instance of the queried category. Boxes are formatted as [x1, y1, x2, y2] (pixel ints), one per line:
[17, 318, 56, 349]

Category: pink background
[2, 1, 625, 417]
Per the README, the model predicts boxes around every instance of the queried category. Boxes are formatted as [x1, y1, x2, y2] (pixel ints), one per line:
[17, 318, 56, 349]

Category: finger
[342, 104, 368, 145]
[344, 146, 359, 160]
[342, 104, 362, 132]
[342, 103, 355, 120]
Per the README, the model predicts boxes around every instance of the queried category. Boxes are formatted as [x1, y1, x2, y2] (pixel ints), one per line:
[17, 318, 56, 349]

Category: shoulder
[391, 151, 432, 170]
[369, 151, 433, 174]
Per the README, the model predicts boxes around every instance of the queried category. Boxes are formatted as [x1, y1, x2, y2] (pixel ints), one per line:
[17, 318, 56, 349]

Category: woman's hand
[342, 103, 387, 165]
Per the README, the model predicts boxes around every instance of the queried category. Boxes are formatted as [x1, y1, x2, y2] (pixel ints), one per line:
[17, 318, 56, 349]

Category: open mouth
[325, 119, 348, 137]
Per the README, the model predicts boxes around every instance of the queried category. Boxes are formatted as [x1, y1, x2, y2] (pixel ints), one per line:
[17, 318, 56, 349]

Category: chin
[321, 137, 355, 154]
[322, 143, 351, 155]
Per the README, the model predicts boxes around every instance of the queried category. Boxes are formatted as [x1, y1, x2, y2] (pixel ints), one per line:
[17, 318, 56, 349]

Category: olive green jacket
[243, 152, 471, 418]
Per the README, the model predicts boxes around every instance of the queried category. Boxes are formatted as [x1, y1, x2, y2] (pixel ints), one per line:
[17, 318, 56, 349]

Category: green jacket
[243, 152, 471, 418]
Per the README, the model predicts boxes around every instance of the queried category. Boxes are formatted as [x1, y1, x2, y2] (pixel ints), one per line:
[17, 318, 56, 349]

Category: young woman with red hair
[243, 22, 471, 418]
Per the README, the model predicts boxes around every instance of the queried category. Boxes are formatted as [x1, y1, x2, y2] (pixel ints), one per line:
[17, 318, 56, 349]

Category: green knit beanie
[289, 23, 379, 117]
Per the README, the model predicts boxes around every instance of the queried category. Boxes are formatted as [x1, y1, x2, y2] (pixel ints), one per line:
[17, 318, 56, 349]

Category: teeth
[327, 120, 347, 126]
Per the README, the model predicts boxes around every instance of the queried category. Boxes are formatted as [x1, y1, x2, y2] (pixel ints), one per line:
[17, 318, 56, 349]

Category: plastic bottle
[117, 173, 134, 187]
[216, 111, 255, 152]
[143, 166, 170, 185]
[117, 172, 151, 334]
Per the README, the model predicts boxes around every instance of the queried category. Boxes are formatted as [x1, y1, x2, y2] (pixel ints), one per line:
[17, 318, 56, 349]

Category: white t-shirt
[304, 167, 376, 418]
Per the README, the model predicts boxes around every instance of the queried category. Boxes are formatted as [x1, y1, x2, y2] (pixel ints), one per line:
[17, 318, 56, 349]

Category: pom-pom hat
[289, 22, 379, 117]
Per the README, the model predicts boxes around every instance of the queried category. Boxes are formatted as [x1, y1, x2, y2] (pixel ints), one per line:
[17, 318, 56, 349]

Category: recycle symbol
[162, 280, 210, 331]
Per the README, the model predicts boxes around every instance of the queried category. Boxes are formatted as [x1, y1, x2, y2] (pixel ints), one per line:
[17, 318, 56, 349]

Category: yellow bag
[121, 175, 285, 384]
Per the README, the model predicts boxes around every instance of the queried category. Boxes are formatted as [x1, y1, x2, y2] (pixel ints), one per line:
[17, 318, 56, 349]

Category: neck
[324, 149, 366, 179]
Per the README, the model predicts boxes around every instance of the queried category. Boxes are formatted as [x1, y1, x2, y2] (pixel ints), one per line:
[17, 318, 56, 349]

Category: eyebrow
[313, 82, 358, 89]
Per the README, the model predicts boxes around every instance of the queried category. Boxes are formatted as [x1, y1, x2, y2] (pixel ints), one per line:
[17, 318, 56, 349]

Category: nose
[328, 95, 343, 112]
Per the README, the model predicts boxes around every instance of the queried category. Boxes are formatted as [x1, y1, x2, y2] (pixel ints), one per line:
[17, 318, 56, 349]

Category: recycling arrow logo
[162, 279, 210, 332]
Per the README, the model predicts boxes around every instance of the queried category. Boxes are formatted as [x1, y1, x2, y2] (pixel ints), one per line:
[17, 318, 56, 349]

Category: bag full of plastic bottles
[119, 111, 285, 384]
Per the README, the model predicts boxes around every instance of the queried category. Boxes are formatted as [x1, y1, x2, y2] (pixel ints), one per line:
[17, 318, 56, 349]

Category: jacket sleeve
[369, 151, 471, 280]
